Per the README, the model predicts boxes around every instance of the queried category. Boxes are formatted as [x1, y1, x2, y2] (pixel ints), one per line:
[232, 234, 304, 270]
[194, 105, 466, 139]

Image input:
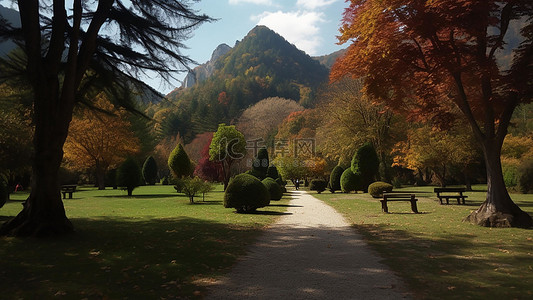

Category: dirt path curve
[205, 190, 411, 299]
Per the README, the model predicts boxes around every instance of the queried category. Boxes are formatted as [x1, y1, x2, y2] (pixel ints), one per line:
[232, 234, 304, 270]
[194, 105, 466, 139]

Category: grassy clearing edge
[311, 185, 533, 299]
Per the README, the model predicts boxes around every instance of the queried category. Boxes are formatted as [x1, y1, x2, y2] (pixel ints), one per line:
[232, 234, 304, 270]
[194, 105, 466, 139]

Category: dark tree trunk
[465, 141, 532, 228]
[95, 161, 106, 190]
[0, 102, 74, 236]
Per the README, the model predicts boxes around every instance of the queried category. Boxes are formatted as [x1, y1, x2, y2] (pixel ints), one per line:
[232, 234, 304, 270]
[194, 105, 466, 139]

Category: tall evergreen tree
[0, 1, 211, 236]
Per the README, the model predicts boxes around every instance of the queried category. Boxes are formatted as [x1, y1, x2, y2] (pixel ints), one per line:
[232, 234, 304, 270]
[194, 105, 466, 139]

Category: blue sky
[168, 0, 347, 92]
[0, 0, 348, 93]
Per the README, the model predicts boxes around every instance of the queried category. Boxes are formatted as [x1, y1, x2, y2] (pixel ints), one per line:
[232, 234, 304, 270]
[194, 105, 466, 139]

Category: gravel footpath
[205, 190, 411, 299]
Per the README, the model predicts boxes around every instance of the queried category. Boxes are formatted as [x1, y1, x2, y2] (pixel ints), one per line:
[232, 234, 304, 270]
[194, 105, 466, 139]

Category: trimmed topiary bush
[116, 158, 142, 196]
[168, 144, 192, 178]
[262, 177, 283, 200]
[266, 164, 280, 180]
[224, 173, 270, 213]
[309, 179, 327, 194]
[142, 156, 158, 185]
[368, 181, 393, 198]
[252, 147, 269, 179]
[329, 165, 344, 193]
[245, 168, 265, 180]
[351, 142, 379, 192]
[341, 168, 360, 193]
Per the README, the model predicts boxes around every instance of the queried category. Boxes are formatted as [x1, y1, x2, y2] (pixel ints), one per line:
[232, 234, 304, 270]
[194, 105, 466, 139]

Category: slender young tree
[0, 1, 211, 236]
[332, 0, 533, 228]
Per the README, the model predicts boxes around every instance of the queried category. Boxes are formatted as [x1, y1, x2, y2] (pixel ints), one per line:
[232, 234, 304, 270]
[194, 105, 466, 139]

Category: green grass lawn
[312, 185, 533, 299]
[0, 185, 291, 299]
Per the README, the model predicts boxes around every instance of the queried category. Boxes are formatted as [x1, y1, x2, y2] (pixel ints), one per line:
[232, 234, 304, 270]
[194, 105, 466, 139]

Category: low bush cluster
[368, 181, 393, 198]
[340, 169, 360, 193]
[262, 177, 283, 200]
[309, 179, 327, 194]
[224, 173, 270, 213]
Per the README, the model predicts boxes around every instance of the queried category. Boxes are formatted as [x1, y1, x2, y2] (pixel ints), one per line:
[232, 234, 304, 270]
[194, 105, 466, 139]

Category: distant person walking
[294, 179, 300, 190]
[15, 184, 23, 192]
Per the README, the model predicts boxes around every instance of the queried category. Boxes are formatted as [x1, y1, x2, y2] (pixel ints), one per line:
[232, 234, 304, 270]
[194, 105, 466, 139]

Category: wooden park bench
[381, 193, 419, 213]
[434, 187, 468, 205]
[61, 185, 77, 199]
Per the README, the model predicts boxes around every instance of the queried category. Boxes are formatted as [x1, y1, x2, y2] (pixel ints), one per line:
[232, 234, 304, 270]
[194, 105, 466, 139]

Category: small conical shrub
[117, 158, 142, 196]
[142, 156, 158, 185]
[329, 165, 344, 193]
[252, 148, 269, 179]
[168, 144, 192, 178]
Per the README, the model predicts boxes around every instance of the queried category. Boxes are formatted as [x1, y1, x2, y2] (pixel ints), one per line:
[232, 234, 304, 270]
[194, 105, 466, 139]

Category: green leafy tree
[168, 144, 192, 179]
[179, 176, 212, 204]
[0, 1, 211, 236]
[142, 156, 158, 185]
[209, 124, 246, 190]
[116, 158, 142, 196]
[351, 143, 380, 192]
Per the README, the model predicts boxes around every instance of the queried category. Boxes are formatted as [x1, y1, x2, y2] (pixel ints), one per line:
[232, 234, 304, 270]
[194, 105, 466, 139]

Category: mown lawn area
[0, 185, 291, 299]
[312, 185, 533, 299]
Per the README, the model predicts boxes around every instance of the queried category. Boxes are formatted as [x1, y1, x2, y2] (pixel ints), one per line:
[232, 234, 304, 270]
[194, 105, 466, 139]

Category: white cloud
[296, 0, 338, 10]
[229, 0, 274, 5]
[252, 10, 325, 55]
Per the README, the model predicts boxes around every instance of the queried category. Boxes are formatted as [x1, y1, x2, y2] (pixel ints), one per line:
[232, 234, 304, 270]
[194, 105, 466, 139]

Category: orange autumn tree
[64, 96, 140, 190]
[332, 0, 533, 227]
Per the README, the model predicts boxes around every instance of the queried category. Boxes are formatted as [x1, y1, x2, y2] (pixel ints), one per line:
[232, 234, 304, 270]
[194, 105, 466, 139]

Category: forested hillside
[160, 25, 329, 142]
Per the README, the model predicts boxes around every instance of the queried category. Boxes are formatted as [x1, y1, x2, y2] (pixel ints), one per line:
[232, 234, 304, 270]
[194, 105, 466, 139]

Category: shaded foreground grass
[0, 185, 291, 299]
[312, 185, 533, 299]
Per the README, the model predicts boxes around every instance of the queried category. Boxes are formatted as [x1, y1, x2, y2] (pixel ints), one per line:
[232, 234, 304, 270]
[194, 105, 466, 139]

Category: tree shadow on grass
[94, 194, 178, 199]
[351, 223, 533, 299]
[0, 216, 263, 299]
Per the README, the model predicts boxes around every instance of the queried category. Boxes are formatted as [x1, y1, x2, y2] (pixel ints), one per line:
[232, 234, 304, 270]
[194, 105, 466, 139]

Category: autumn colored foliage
[333, 0, 533, 227]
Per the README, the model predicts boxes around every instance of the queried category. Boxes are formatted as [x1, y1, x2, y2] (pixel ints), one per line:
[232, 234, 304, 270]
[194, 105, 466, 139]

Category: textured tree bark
[464, 142, 532, 228]
[0, 100, 74, 236]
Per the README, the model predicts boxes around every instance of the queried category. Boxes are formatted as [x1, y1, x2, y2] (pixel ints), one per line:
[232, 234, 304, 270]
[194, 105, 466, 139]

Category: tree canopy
[0, 0, 211, 237]
[333, 0, 533, 228]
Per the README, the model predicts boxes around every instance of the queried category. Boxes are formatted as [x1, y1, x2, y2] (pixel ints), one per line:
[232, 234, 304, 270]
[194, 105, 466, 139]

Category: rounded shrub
[142, 156, 158, 185]
[116, 158, 142, 196]
[329, 165, 344, 193]
[309, 179, 327, 194]
[341, 168, 360, 193]
[262, 177, 283, 200]
[245, 168, 265, 180]
[518, 160, 533, 194]
[368, 181, 393, 198]
[224, 173, 270, 213]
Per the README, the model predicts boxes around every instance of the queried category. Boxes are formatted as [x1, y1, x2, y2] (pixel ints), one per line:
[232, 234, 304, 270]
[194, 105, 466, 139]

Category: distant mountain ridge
[0, 5, 21, 56]
[182, 43, 232, 88]
[163, 25, 330, 140]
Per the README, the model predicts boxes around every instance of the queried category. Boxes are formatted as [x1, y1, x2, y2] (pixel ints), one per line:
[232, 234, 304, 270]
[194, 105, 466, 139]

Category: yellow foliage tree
[63, 96, 140, 189]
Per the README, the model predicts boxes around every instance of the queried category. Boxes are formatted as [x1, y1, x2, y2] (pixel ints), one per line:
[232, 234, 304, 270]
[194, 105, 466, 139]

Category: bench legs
[62, 192, 73, 199]
[380, 200, 418, 213]
[380, 200, 389, 213]
[410, 200, 419, 213]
